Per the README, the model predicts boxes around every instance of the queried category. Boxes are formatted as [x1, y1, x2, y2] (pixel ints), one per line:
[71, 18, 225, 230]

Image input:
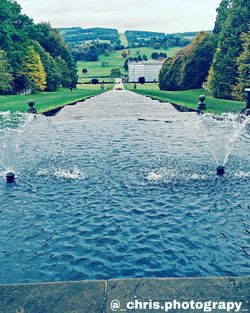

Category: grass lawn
[0, 86, 104, 113]
[126, 83, 245, 114]
[77, 46, 182, 82]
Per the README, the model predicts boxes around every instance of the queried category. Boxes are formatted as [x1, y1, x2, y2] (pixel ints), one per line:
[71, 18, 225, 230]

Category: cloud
[17, 0, 221, 33]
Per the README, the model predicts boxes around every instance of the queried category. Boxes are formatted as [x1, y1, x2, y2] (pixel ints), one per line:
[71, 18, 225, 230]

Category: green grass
[127, 47, 181, 58]
[77, 52, 127, 80]
[77, 46, 182, 82]
[126, 83, 244, 114]
[0, 86, 104, 113]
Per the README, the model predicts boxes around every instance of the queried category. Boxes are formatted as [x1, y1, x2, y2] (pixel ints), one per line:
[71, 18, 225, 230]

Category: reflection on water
[0, 90, 249, 284]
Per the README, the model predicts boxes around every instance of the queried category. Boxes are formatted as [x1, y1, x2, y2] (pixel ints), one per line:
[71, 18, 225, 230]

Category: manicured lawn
[0, 86, 104, 113]
[126, 83, 245, 114]
[77, 46, 182, 82]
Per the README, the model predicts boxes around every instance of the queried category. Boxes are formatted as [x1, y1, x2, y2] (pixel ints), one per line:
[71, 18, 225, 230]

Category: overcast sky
[17, 0, 221, 33]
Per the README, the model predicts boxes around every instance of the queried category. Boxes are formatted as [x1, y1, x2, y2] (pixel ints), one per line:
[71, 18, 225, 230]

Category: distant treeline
[59, 27, 121, 47]
[125, 30, 192, 49]
[159, 0, 250, 100]
[0, 0, 77, 95]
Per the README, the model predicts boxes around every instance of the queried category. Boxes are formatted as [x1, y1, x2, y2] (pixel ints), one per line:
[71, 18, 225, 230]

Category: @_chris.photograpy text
[110, 299, 247, 312]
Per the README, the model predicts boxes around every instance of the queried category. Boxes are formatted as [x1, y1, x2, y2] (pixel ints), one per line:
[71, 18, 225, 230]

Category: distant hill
[125, 30, 165, 45]
[58, 27, 120, 46]
[58, 27, 212, 50]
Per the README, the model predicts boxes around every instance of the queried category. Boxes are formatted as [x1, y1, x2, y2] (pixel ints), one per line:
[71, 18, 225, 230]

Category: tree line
[0, 0, 77, 95]
[125, 30, 191, 49]
[159, 0, 250, 100]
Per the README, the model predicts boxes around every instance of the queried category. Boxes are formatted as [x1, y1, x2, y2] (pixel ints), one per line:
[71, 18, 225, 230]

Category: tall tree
[159, 32, 215, 91]
[22, 46, 46, 91]
[31, 40, 60, 91]
[208, 0, 250, 99]
[213, 0, 232, 36]
[55, 56, 72, 88]
[32, 23, 78, 87]
[0, 50, 13, 94]
[233, 29, 250, 99]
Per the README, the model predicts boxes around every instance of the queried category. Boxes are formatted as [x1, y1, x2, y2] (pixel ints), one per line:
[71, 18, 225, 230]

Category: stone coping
[0, 276, 249, 312]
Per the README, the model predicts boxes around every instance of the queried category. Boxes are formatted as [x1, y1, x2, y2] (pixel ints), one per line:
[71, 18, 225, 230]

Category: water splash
[0, 112, 35, 173]
[146, 166, 209, 184]
[147, 171, 163, 181]
[37, 166, 87, 180]
[199, 113, 250, 166]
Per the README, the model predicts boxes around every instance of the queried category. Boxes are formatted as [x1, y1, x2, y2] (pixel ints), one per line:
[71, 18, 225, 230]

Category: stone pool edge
[130, 90, 202, 114]
[0, 276, 249, 312]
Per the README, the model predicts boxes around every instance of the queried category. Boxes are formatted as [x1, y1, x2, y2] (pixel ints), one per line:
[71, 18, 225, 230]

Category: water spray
[216, 166, 225, 176]
[6, 172, 15, 183]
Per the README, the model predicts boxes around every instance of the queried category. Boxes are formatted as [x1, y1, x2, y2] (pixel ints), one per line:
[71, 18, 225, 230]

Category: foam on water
[37, 166, 87, 180]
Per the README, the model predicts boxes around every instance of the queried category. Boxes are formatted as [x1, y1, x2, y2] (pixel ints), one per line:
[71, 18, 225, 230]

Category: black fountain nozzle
[217, 166, 225, 176]
[27, 99, 37, 114]
[6, 172, 15, 183]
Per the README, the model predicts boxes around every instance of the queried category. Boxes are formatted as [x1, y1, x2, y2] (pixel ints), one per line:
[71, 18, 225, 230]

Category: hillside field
[77, 47, 181, 82]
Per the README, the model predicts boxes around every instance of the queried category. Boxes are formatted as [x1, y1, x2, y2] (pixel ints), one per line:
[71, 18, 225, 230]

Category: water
[0, 90, 249, 284]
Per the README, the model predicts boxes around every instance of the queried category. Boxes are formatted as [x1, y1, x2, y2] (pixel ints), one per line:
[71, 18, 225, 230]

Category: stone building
[128, 60, 164, 83]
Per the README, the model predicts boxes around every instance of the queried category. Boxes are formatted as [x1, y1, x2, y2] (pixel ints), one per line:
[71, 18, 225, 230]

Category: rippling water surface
[0, 90, 249, 284]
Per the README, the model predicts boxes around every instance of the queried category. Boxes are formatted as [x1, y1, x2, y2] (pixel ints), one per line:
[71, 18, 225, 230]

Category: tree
[82, 68, 88, 74]
[124, 59, 129, 71]
[159, 52, 167, 59]
[138, 77, 146, 84]
[22, 46, 46, 91]
[159, 57, 182, 90]
[178, 32, 215, 90]
[31, 40, 60, 91]
[55, 56, 72, 88]
[110, 67, 121, 78]
[159, 32, 215, 91]
[153, 42, 161, 50]
[91, 78, 99, 84]
[0, 50, 13, 94]
[213, 0, 232, 36]
[32, 23, 78, 87]
[0, 1, 78, 93]
[208, 0, 250, 99]
[151, 52, 159, 60]
[233, 29, 250, 99]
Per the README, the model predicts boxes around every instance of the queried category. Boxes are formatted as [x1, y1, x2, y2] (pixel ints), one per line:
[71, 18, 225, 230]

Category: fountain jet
[216, 166, 225, 176]
[6, 172, 15, 183]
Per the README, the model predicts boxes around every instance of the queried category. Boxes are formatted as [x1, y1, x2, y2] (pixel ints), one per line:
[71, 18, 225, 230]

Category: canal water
[0, 90, 249, 284]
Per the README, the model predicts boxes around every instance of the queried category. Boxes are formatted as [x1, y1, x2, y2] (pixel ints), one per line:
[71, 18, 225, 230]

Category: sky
[17, 0, 221, 33]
